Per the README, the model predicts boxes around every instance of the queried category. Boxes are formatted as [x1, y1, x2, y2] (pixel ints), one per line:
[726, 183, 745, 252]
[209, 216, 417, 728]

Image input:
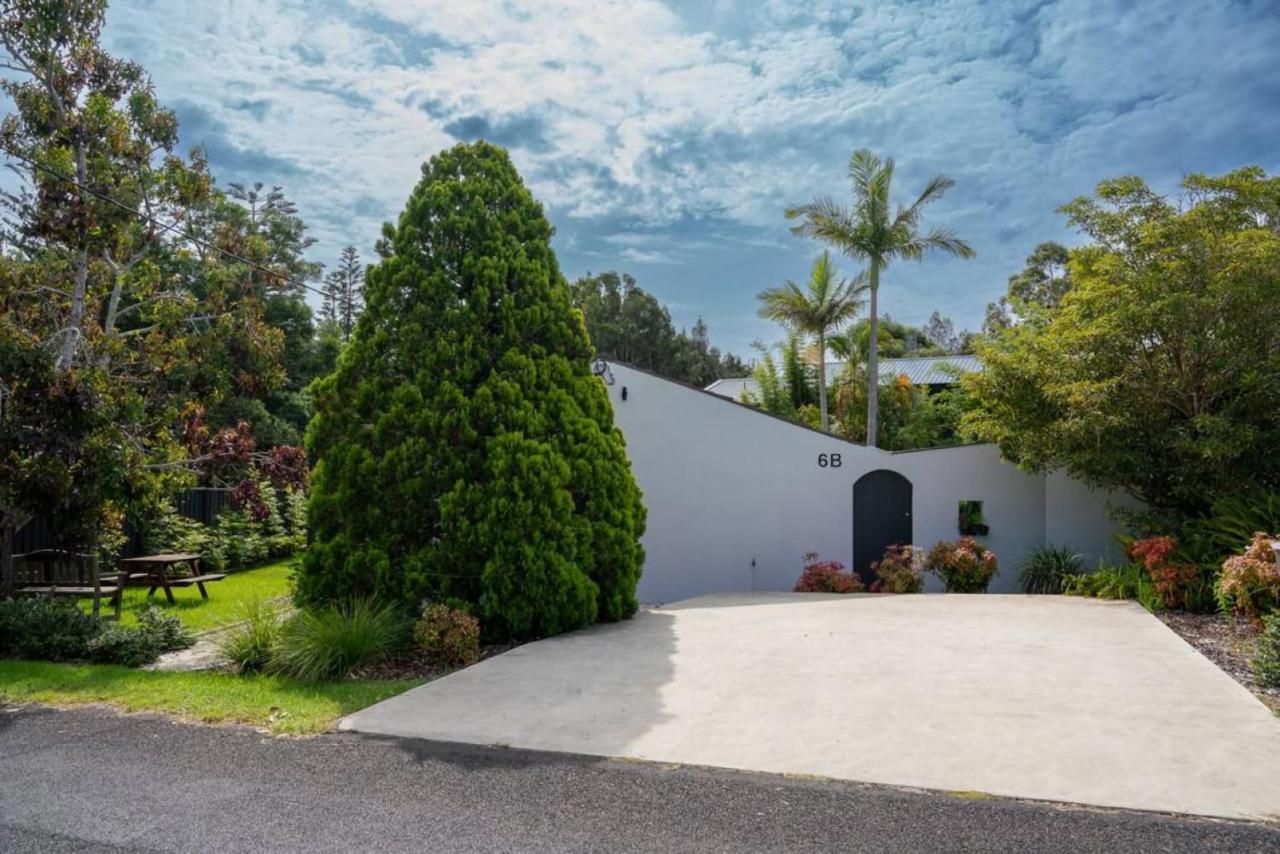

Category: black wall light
[621, 386, 628, 401]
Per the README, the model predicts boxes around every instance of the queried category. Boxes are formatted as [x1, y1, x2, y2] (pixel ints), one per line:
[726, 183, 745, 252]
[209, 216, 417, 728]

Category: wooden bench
[12, 549, 123, 619]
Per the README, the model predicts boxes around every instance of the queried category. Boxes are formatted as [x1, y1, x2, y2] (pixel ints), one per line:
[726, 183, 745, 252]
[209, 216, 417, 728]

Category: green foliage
[215, 509, 268, 571]
[1061, 563, 1161, 611]
[966, 168, 1280, 517]
[570, 271, 742, 385]
[301, 142, 646, 640]
[0, 598, 190, 666]
[1254, 614, 1280, 689]
[0, 597, 101, 661]
[271, 599, 409, 681]
[1016, 545, 1084, 594]
[786, 148, 974, 446]
[757, 251, 867, 429]
[984, 242, 1072, 332]
[414, 604, 481, 667]
[217, 599, 285, 674]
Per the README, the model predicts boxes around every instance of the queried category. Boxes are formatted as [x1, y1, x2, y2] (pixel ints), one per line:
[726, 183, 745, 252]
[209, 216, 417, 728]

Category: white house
[600, 360, 1135, 603]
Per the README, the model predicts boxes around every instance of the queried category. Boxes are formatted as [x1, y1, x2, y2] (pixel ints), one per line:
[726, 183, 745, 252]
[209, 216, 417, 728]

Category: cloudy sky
[102, 0, 1280, 357]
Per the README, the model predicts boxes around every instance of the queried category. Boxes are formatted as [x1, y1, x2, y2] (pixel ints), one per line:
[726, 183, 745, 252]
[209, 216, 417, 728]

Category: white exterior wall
[604, 363, 1130, 603]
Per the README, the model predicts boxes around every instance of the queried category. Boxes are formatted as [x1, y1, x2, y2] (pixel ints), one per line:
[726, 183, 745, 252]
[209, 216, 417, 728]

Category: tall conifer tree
[300, 142, 646, 639]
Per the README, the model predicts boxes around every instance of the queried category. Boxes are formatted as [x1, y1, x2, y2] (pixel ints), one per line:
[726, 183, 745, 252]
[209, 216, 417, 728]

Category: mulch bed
[1157, 611, 1280, 714]
[351, 642, 520, 682]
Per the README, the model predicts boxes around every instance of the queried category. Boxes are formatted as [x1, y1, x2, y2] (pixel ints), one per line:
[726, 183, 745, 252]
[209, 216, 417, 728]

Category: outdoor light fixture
[621, 386, 628, 401]
[591, 357, 615, 386]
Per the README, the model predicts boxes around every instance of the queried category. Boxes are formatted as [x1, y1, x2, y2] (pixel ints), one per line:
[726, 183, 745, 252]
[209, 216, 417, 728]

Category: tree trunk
[866, 262, 880, 447]
[817, 331, 828, 431]
[56, 142, 90, 372]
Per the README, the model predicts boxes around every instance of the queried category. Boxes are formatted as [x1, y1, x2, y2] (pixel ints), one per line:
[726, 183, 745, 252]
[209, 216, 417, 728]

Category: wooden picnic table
[117, 553, 226, 604]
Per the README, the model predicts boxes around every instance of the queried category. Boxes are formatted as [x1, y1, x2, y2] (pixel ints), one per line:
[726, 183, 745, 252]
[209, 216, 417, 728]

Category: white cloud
[98, 0, 1280, 354]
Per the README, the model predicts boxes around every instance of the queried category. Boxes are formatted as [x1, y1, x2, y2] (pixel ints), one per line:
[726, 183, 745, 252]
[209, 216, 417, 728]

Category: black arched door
[852, 470, 913, 585]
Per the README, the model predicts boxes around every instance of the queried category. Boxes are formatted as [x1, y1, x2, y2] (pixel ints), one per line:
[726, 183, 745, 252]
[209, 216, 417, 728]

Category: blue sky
[103, 0, 1280, 357]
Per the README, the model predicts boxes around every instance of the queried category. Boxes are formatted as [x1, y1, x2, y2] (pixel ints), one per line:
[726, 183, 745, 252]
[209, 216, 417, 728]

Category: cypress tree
[300, 142, 645, 639]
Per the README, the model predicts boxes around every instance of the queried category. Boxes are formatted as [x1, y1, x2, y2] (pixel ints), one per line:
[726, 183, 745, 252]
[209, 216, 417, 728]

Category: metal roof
[705, 354, 982, 401]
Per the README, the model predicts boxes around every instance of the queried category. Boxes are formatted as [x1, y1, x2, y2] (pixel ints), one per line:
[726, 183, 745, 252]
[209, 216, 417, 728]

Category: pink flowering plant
[924, 537, 998, 593]
[794, 552, 865, 594]
[1217, 532, 1280, 624]
[870, 544, 923, 593]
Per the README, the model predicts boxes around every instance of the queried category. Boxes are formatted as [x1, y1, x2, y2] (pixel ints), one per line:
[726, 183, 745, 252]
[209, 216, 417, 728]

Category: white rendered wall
[604, 363, 1129, 603]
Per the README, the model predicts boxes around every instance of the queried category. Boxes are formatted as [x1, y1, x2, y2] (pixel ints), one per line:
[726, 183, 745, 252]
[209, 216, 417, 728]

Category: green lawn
[89, 558, 297, 632]
[0, 660, 421, 735]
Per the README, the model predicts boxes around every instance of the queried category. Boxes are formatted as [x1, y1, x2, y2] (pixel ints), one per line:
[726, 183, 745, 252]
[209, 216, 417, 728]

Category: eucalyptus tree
[786, 150, 974, 445]
[757, 250, 866, 430]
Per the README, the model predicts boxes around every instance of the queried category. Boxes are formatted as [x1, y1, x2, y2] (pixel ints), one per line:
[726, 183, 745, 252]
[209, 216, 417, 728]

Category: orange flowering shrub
[1218, 532, 1280, 624]
[794, 552, 864, 593]
[1128, 536, 1200, 610]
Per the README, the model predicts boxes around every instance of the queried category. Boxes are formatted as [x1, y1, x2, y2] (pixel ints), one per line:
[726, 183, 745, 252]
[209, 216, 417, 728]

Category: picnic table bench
[12, 549, 123, 619]
[118, 553, 226, 604]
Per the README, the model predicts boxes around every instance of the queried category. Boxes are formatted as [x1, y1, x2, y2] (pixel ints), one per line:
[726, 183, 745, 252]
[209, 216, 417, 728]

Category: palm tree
[757, 251, 867, 431]
[786, 150, 974, 446]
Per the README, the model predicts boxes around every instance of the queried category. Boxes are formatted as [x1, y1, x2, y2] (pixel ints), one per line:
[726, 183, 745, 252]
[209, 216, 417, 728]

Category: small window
[959, 500, 988, 536]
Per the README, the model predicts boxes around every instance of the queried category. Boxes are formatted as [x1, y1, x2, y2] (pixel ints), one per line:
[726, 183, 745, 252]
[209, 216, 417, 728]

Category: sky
[99, 0, 1280, 358]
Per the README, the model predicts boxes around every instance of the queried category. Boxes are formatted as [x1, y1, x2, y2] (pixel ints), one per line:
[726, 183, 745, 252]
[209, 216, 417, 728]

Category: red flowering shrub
[924, 538, 998, 593]
[1218, 532, 1280, 624]
[870, 544, 923, 593]
[1128, 536, 1199, 609]
[794, 552, 865, 593]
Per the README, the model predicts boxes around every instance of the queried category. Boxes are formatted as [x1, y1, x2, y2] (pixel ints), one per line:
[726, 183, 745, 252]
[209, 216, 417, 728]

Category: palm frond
[898, 226, 976, 261]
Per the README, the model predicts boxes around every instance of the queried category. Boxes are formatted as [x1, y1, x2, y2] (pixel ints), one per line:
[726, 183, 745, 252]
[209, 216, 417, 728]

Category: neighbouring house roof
[705, 354, 982, 401]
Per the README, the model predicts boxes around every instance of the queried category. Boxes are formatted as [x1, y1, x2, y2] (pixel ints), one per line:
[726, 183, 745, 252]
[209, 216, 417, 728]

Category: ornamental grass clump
[1217, 532, 1280, 624]
[1016, 545, 1084, 594]
[1255, 613, 1280, 689]
[924, 538, 997, 593]
[870, 544, 923, 593]
[270, 599, 410, 681]
[794, 552, 864, 593]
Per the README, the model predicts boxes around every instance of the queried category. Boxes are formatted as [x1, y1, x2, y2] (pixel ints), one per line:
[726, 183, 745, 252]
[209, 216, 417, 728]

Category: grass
[86, 558, 296, 633]
[0, 659, 421, 735]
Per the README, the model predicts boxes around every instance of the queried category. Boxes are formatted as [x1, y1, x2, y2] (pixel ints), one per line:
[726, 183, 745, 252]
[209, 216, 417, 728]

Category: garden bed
[1157, 611, 1280, 714]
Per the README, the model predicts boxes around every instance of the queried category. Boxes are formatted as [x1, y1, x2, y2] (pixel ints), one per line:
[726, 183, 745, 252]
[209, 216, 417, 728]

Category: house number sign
[817, 452, 843, 468]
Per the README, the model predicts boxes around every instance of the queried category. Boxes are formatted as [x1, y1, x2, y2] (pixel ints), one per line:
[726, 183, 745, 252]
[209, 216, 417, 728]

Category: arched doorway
[852, 469, 913, 585]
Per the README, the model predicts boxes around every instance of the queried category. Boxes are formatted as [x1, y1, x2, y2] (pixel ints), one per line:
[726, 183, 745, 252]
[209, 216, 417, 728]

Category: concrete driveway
[343, 594, 1280, 820]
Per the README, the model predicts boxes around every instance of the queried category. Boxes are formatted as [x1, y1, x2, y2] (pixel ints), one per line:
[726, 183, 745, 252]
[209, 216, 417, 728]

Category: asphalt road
[1, 705, 1276, 853]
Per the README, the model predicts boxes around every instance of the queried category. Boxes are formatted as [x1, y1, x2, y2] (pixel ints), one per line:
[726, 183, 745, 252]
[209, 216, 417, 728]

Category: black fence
[10, 488, 233, 558]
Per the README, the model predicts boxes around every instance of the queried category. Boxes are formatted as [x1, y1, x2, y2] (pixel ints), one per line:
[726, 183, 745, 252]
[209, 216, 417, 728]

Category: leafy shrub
[1186, 492, 1280, 566]
[136, 606, 193, 653]
[1128, 536, 1200, 610]
[270, 599, 409, 681]
[924, 538, 998, 593]
[217, 599, 284, 673]
[0, 599, 190, 666]
[0, 597, 101, 661]
[869, 544, 923, 593]
[1217, 532, 1280, 624]
[415, 604, 481, 667]
[1255, 613, 1280, 689]
[794, 552, 864, 593]
[1017, 545, 1084, 594]
[215, 509, 268, 571]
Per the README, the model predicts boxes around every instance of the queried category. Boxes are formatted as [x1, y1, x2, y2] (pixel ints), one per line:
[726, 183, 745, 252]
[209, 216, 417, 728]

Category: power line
[2, 146, 332, 301]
